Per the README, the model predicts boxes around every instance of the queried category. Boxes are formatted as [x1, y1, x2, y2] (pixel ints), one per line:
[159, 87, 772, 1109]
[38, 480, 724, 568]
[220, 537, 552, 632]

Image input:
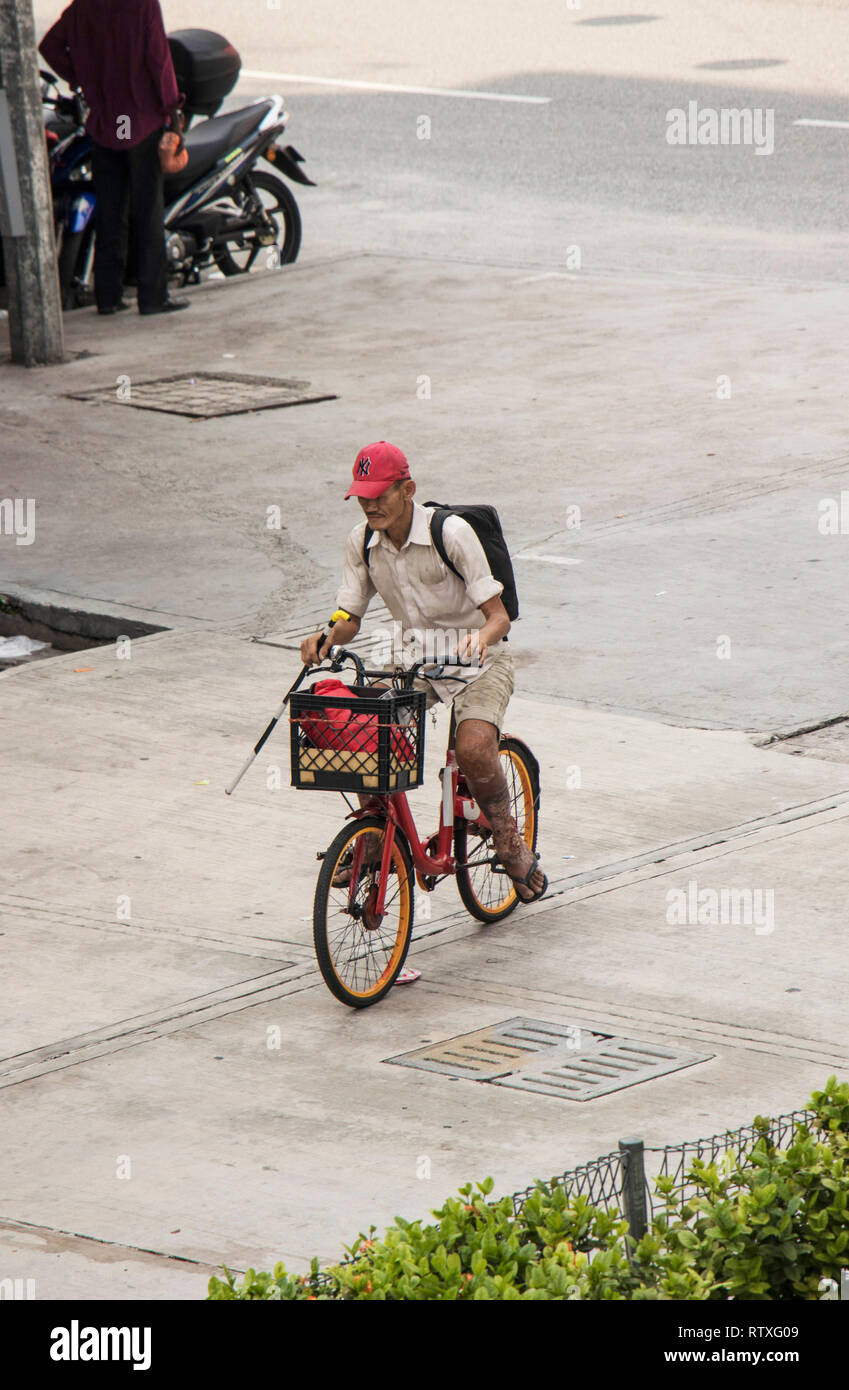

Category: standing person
[300, 442, 548, 911]
[39, 0, 189, 316]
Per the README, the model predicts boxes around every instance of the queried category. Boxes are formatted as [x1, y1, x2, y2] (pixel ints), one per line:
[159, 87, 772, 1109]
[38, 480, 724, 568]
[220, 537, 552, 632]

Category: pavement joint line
[0, 582, 214, 628]
[257, 603, 394, 642]
[401, 796, 849, 939]
[526, 788, 849, 901]
[505, 807, 849, 924]
[298, 247, 849, 294]
[0, 896, 316, 958]
[414, 979, 849, 1069]
[0, 1215, 228, 1272]
[0, 966, 323, 1074]
[521, 452, 849, 552]
[0, 973, 327, 1091]
[5, 794, 847, 1088]
[753, 712, 849, 745]
[502, 690, 763, 730]
[8, 246, 849, 328]
[6, 787, 849, 948]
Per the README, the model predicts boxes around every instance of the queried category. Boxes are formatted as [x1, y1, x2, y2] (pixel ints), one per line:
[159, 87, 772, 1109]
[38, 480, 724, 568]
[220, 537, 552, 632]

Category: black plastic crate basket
[290, 685, 427, 793]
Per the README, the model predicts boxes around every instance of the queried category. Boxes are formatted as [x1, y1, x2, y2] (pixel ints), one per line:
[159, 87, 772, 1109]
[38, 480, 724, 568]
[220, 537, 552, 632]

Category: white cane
[225, 610, 352, 796]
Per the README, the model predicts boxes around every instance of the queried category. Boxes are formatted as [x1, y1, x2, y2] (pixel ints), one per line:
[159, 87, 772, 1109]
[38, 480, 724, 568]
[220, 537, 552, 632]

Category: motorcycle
[24, 28, 314, 310]
[40, 81, 96, 309]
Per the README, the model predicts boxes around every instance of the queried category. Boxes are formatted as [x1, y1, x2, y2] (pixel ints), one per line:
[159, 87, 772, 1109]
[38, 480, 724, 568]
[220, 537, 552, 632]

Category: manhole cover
[386, 1016, 712, 1101]
[66, 372, 338, 418]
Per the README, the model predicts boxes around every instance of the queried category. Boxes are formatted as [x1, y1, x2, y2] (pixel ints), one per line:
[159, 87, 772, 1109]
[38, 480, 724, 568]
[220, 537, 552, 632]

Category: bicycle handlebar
[323, 646, 478, 684]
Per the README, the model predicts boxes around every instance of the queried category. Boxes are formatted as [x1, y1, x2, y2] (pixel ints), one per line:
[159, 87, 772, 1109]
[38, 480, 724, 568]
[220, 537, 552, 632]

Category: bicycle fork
[348, 815, 399, 920]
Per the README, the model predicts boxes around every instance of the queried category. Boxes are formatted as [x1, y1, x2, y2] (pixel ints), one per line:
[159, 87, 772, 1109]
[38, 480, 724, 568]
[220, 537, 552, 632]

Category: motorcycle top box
[168, 29, 241, 119]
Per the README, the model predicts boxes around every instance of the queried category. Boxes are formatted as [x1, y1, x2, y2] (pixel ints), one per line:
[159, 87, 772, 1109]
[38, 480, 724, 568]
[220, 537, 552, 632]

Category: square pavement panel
[66, 372, 338, 418]
[386, 1017, 713, 1101]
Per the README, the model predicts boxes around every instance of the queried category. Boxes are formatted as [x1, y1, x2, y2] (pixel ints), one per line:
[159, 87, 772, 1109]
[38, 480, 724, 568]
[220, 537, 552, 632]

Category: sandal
[493, 852, 549, 904]
[394, 967, 422, 985]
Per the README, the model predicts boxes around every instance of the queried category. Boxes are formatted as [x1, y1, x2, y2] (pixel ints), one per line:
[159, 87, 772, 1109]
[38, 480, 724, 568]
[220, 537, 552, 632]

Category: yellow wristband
[330, 609, 353, 624]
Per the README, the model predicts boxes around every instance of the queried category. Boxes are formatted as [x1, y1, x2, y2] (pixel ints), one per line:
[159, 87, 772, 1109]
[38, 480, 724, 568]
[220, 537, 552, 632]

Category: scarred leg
[454, 719, 545, 901]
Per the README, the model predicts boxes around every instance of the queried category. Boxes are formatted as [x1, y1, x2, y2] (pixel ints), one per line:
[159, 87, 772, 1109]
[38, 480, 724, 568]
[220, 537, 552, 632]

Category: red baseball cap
[345, 442, 410, 499]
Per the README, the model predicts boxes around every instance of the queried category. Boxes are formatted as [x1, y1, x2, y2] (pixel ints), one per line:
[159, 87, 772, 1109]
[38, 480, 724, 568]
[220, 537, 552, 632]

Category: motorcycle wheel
[213, 170, 301, 276]
[57, 227, 94, 310]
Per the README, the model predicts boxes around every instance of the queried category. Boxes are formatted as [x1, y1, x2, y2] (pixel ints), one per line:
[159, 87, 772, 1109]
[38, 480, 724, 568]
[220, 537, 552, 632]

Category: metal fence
[310, 1107, 818, 1287]
[511, 1108, 816, 1242]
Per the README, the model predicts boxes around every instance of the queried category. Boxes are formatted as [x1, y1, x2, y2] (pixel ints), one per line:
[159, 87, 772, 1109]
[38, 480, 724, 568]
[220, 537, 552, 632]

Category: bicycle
[288, 646, 541, 1008]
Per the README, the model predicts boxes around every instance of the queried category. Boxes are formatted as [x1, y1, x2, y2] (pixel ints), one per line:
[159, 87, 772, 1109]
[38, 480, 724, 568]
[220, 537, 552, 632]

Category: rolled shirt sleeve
[336, 522, 377, 619]
[440, 515, 504, 608]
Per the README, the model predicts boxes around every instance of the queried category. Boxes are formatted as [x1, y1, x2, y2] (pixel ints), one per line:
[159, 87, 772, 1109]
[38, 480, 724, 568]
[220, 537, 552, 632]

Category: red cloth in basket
[299, 680, 414, 760]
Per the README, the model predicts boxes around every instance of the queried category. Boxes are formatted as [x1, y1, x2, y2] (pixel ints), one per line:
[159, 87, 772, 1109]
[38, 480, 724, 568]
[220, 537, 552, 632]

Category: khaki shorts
[415, 646, 515, 734]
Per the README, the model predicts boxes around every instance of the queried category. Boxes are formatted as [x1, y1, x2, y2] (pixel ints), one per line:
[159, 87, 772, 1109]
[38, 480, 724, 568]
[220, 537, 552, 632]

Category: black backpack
[362, 501, 519, 621]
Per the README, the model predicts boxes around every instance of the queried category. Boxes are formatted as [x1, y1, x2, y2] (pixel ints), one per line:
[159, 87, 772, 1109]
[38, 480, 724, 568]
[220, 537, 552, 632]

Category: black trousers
[91, 128, 168, 312]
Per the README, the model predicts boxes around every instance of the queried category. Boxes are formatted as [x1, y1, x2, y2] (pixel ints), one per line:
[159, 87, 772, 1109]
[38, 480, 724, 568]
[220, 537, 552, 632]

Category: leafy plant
[653, 1077, 849, 1300]
[207, 1077, 848, 1301]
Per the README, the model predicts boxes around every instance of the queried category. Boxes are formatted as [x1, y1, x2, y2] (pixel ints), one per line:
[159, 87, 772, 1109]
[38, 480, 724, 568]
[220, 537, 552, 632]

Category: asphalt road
[33, 0, 849, 282]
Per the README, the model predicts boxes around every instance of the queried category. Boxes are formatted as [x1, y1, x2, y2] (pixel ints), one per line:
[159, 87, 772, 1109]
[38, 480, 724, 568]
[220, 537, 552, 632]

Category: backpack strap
[428, 507, 509, 641]
[427, 508, 464, 582]
[362, 509, 465, 581]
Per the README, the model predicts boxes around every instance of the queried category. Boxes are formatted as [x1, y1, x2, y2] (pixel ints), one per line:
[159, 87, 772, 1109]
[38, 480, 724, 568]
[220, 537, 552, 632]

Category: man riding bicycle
[300, 442, 548, 921]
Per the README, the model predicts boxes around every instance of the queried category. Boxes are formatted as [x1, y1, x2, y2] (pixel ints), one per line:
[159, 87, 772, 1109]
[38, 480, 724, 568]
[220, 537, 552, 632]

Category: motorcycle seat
[164, 100, 275, 199]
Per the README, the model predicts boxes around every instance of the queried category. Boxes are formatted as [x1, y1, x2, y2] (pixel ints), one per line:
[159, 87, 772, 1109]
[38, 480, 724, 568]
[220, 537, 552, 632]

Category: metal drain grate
[66, 372, 338, 418]
[386, 1017, 610, 1082]
[491, 1038, 713, 1101]
[386, 1017, 712, 1101]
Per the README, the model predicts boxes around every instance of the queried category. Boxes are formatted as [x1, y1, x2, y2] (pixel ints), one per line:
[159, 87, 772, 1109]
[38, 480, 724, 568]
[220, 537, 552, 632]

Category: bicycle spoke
[456, 743, 537, 922]
[316, 823, 412, 1000]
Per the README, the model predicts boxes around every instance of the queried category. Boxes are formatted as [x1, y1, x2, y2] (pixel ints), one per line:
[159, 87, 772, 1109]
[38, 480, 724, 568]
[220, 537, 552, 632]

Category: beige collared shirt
[336, 502, 504, 701]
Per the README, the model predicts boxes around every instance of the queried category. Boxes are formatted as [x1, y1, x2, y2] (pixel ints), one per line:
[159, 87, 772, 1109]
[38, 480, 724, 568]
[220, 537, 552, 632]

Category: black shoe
[97, 300, 130, 315]
[138, 297, 190, 316]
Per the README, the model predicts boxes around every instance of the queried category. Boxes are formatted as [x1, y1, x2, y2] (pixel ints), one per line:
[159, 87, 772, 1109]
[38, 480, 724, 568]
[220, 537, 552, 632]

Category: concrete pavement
[4, 253, 849, 729]
[3, 123, 849, 1294]
[1, 617, 847, 1296]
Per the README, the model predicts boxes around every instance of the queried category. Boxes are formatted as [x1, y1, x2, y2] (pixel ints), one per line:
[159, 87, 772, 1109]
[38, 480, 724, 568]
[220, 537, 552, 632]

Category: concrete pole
[0, 0, 64, 365]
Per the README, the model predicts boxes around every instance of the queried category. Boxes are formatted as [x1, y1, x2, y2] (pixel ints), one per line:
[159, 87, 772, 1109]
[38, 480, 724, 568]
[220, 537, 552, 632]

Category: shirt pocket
[416, 569, 464, 621]
[417, 550, 451, 587]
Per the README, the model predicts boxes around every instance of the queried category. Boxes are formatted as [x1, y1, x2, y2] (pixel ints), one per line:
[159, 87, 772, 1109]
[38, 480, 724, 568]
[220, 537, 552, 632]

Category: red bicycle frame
[344, 746, 492, 917]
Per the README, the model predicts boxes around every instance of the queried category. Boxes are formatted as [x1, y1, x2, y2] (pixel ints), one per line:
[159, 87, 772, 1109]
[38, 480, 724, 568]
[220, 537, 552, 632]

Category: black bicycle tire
[313, 816, 414, 1008]
[454, 736, 539, 924]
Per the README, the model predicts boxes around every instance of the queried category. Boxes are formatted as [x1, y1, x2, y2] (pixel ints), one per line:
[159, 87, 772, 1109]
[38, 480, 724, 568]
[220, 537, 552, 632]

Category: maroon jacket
[39, 0, 180, 150]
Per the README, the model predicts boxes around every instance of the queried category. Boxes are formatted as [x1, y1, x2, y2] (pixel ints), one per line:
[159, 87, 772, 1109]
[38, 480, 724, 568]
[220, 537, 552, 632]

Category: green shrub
[652, 1076, 849, 1300]
[208, 1076, 849, 1301]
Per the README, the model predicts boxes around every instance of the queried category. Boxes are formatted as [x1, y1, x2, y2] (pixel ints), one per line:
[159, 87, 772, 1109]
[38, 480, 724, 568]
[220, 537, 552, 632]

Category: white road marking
[513, 271, 580, 284]
[515, 554, 581, 565]
[794, 118, 849, 129]
[241, 70, 551, 105]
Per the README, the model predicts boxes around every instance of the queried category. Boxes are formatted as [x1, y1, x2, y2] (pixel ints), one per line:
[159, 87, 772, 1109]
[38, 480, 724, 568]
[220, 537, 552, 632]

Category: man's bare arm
[300, 613, 361, 665]
[456, 595, 510, 666]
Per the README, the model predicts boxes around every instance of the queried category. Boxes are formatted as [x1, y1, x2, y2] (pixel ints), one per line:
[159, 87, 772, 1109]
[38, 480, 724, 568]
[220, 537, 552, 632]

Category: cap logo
[356, 456, 371, 477]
